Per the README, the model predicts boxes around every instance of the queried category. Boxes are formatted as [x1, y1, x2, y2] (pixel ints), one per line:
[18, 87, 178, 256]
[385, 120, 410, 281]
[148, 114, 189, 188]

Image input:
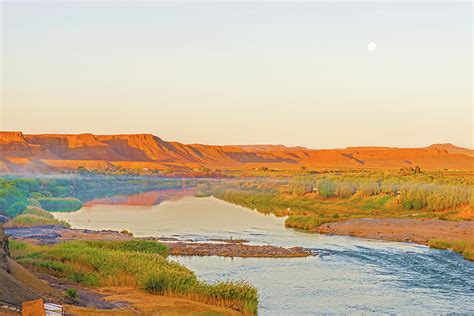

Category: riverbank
[5, 225, 313, 258]
[315, 218, 474, 244]
[203, 174, 473, 261]
[8, 238, 259, 314]
[314, 218, 474, 260]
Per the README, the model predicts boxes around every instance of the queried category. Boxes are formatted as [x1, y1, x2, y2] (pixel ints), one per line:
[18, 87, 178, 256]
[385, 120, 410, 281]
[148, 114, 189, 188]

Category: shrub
[65, 288, 77, 300]
[288, 181, 313, 196]
[143, 274, 169, 295]
[6, 201, 27, 217]
[38, 197, 83, 212]
[334, 182, 354, 198]
[318, 180, 334, 198]
[285, 215, 332, 230]
[358, 182, 381, 197]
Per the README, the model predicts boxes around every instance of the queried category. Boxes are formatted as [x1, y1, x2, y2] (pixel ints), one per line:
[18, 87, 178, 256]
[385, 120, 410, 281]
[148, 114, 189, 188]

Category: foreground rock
[315, 218, 474, 244]
[5, 225, 312, 258]
[0, 224, 59, 313]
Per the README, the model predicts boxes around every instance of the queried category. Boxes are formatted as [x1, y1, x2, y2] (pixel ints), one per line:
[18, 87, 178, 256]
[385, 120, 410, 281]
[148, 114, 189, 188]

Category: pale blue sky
[1, 2, 472, 148]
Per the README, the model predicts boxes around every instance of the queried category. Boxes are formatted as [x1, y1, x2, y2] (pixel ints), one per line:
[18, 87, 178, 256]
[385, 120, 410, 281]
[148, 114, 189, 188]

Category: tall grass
[10, 240, 258, 314]
[428, 240, 474, 261]
[204, 170, 473, 228]
[5, 206, 70, 228]
[285, 215, 334, 230]
[83, 240, 168, 256]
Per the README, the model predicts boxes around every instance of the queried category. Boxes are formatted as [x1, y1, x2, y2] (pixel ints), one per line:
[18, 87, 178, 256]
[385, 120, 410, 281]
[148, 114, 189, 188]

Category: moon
[368, 42, 377, 52]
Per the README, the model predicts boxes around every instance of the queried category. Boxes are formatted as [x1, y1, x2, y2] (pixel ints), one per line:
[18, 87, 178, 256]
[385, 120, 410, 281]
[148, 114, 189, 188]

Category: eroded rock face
[0, 223, 43, 307]
[0, 132, 473, 172]
[0, 131, 26, 143]
[0, 224, 10, 272]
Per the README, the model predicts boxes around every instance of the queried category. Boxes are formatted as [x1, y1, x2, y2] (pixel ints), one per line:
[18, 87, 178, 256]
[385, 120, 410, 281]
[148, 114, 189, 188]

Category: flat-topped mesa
[428, 143, 461, 150]
[0, 131, 26, 143]
[98, 133, 157, 141]
[24, 133, 106, 148]
[67, 133, 106, 148]
[1, 132, 473, 171]
[97, 134, 165, 160]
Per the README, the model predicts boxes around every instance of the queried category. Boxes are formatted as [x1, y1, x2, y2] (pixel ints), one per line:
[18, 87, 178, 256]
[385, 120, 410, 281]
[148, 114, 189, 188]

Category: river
[53, 193, 474, 314]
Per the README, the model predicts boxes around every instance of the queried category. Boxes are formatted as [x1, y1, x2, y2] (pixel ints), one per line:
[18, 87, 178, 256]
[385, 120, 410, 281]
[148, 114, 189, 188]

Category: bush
[0, 198, 7, 212]
[334, 182, 354, 198]
[318, 180, 334, 198]
[38, 197, 83, 212]
[288, 181, 313, 195]
[6, 201, 27, 217]
[68, 272, 99, 286]
[285, 215, 332, 230]
[143, 274, 169, 295]
[358, 182, 381, 197]
[65, 288, 77, 300]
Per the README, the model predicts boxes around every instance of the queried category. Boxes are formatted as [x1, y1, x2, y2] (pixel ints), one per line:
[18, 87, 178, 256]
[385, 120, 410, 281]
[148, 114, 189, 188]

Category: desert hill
[0, 132, 473, 173]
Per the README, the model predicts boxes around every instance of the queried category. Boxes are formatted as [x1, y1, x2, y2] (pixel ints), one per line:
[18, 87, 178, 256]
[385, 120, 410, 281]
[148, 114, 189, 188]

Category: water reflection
[54, 195, 286, 240]
[83, 188, 196, 207]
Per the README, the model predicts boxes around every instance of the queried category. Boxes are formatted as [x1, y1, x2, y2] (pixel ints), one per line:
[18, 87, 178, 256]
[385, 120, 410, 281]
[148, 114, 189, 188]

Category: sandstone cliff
[0, 131, 473, 172]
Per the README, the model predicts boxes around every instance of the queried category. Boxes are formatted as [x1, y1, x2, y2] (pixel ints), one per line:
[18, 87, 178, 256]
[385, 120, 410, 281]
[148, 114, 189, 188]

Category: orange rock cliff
[0, 131, 472, 173]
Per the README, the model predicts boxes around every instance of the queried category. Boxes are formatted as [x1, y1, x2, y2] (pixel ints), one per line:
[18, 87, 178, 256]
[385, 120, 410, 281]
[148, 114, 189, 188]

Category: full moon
[368, 42, 377, 52]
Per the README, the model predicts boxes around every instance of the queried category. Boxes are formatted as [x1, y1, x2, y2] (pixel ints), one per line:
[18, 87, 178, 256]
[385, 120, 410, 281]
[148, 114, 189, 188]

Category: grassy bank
[10, 239, 258, 315]
[0, 176, 194, 218]
[201, 170, 473, 232]
[428, 240, 474, 261]
[5, 206, 70, 228]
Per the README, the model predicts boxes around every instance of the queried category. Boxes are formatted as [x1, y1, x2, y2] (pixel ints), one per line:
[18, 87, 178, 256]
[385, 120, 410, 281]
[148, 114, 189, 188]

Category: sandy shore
[315, 218, 474, 244]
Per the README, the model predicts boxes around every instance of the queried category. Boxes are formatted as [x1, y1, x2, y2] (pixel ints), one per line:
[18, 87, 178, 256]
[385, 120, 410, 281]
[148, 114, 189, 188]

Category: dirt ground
[315, 218, 474, 244]
[64, 287, 239, 316]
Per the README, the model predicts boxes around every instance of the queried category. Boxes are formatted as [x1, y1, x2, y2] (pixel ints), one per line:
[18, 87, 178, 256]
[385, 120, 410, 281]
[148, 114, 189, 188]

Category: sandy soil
[64, 287, 239, 316]
[315, 218, 474, 244]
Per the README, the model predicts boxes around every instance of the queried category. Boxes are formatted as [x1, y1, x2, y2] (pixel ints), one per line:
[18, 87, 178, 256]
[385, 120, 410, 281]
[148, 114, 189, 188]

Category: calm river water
[54, 194, 474, 315]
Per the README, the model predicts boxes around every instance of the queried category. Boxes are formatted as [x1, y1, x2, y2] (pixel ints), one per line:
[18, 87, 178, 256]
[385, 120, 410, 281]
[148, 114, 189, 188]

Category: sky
[1, 1, 472, 149]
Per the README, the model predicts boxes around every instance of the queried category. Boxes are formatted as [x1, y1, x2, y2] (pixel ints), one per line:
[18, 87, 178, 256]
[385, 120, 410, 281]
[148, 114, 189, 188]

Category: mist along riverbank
[50, 195, 474, 314]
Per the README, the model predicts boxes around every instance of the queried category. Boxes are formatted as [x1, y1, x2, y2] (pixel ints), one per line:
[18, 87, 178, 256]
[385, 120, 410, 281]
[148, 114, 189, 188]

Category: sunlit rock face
[0, 132, 473, 172]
